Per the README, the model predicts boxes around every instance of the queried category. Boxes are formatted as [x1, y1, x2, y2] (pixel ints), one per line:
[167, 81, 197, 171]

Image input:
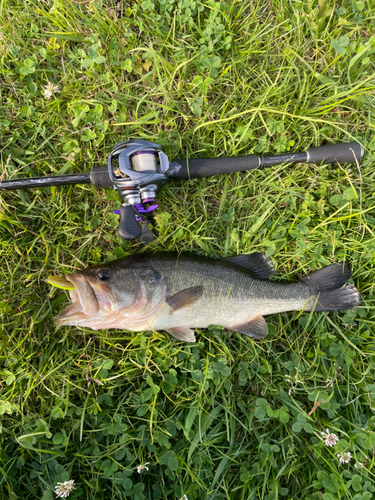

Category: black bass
[53, 252, 360, 342]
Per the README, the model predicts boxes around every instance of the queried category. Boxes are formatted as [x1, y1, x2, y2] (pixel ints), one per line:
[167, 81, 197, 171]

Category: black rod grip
[306, 142, 364, 165]
[170, 155, 261, 180]
[170, 142, 364, 180]
[90, 165, 113, 188]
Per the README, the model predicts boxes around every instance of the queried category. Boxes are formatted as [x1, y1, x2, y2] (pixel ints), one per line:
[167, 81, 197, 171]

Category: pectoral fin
[167, 327, 196, 343]
[166, 286, 204, 312]
[230, 315, 268, 338]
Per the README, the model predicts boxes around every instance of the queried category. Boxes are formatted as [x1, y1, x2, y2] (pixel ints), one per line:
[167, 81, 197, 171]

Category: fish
[53, 252, 361, 342]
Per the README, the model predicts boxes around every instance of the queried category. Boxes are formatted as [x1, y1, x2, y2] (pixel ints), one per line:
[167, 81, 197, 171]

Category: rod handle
[306, 142, 364, 165]
[169, 155, 260, 180]
[170, 142, 364, 180]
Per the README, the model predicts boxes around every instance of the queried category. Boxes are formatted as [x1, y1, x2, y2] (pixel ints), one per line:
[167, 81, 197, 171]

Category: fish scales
[141, 254, 309, 330]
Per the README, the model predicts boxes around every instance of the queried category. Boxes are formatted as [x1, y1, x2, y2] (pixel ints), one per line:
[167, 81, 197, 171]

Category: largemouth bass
[53, 252, 360, 342]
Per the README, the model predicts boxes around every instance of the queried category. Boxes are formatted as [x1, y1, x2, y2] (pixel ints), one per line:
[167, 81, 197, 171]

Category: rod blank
[0, 173, 91, 190]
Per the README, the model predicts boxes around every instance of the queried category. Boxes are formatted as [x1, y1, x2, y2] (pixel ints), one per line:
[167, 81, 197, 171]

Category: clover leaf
[19, 59, 36, 76]
[331, 36, 350, 55]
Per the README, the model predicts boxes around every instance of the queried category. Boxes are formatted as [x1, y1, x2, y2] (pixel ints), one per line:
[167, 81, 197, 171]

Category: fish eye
[97, 269, 111, 281]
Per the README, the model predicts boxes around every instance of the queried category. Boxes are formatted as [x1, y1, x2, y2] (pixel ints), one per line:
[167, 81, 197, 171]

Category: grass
[1, 0, 375, 498]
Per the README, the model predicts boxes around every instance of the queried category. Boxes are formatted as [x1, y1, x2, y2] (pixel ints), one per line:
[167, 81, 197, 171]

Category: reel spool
[107, 139, 170, 241]
[131, 150, 158, 172]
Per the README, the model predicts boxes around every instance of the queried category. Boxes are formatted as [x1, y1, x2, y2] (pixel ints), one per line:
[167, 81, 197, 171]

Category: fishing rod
[0, 139, 364, 242]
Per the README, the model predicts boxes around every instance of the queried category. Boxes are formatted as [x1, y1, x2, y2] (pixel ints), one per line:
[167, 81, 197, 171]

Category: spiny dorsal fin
[230, 315, 268, 338]
[167, 327, 196, 343]
[224, 253, 274, 279]
[166, 285, 204, 312]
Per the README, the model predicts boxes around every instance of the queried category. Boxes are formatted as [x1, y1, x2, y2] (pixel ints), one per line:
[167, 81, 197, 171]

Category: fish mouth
[55, 274, 111, 327]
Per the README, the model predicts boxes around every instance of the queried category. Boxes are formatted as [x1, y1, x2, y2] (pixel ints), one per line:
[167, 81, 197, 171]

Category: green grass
[1, 0, 375, 499]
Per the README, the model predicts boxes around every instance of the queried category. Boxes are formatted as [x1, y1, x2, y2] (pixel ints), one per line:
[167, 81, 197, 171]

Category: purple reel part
[113, 199, 159, 222]
[113, 209, 143, 222]
[134, 202, 159, 222]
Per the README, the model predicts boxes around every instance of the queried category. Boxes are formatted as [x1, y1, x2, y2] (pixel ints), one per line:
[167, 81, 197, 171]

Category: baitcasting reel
[0, 139, 364, 242]
[108, 139, 172, 242]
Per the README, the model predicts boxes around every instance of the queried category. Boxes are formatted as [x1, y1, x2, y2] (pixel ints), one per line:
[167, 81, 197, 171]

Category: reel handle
[118, 205, 142, 240]
[117, 207, 157, 242]
[140, 218, 157, 243]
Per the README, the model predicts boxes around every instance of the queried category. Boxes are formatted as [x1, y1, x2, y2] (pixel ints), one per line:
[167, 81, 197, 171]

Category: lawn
[1, 0, 375, 499]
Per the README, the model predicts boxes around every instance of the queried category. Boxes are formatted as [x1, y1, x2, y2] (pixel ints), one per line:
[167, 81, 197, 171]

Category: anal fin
[230, 315, 268, 339]
[167, 327, 196, 343]
[166, 286, 203, 312]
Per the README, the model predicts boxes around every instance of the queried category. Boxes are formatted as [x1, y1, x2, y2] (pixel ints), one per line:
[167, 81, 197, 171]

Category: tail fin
[301, 262, 361, 312]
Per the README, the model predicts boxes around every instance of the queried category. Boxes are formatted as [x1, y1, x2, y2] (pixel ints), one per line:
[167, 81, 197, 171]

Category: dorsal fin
[224, 253, 274, 279]
[166, 286, 204, 312]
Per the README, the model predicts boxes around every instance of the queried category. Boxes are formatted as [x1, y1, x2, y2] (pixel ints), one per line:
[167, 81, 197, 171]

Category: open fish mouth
[54, 274, 101, 327]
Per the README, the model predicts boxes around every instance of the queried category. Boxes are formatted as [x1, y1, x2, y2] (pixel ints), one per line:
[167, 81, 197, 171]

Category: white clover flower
[321, 429, 339, 447]
[337, 451, 352, 464]
[355, 462, 364, 470]
[136, 462, 150, 473]
[180, 496, 188, 500]
[54, 480, 76, 498]
[324, 378, 334, 388]
[44, 81, 60, 99]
